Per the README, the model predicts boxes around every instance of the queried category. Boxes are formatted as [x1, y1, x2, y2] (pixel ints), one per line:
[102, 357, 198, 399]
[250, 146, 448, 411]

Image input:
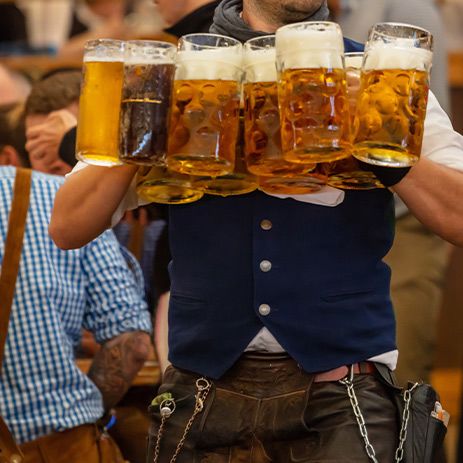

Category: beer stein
[76, 39, 125, 166]
[243, 35, 326, 195]
[167, 33, 243, 177]
[192, 116, 258, 196]
[324, 52, 384, 190]
[136, 167, 204, 205]
[275, 22, 351, 164]
[119, 40, 176, 166]
[353, 23, 433, 167]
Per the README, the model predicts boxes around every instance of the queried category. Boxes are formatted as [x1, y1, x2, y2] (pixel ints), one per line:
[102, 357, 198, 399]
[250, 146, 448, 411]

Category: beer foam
[364, 45, 433, 71]
[125, 56, 174, 65]
[175, 49, 243, 80]
[83, 55, 123, 63]
[276, 29, 344, 69]
[243, 48, 277, 82]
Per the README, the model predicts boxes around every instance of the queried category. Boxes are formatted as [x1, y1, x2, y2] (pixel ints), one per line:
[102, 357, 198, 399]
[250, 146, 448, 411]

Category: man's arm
[393, 158, 463, 247]
[88, 331, 151, 410]
[49, 164, 138, 249]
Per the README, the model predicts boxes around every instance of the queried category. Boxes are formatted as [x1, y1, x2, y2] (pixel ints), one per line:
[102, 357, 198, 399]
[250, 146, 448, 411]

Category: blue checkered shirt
[0, 167, 152, 444]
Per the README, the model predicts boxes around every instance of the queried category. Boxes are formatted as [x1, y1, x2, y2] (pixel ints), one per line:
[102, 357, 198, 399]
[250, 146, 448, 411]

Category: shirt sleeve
[81, 229, 152, 343]
[422, 92, 463, 171]
[66, 161, 149, 226]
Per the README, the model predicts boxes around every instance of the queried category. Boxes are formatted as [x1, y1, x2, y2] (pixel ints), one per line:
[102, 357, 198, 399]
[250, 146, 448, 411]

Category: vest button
[260, 219, 272, 231]
[260, 260, 272, 272]
[259, 304, 271, 316]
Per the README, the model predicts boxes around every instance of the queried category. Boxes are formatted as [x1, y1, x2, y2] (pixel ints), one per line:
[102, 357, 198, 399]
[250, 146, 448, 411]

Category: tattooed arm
[88, 331, 151, 410]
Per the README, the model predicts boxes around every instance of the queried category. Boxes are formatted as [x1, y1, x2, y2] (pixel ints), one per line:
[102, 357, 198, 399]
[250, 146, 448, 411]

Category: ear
[0, 145, 22, 167]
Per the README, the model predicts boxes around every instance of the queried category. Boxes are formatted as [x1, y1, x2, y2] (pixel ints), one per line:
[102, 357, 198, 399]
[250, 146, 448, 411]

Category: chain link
[395, 382, 419, 462]
[340, 366, 419, 463]
[152, 378, 212, 463]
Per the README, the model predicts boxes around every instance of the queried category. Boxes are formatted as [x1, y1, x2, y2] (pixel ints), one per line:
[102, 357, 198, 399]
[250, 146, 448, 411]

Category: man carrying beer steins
[50, 0, 463, 461]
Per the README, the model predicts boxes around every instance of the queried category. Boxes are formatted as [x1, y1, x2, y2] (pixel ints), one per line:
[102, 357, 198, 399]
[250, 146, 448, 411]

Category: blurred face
[0, 67, 25, 105]
[153, 0, 188, 26]
[25, 114, 72, 176]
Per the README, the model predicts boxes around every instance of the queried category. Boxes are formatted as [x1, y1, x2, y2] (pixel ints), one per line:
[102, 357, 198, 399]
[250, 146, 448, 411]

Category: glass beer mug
[243, 36, 325, 195]
[136, 166, 204, 205]
[119, 40, 176, 166]
[353, 23, 433, 167]
[324, 52, 384, 190]
[76, 39, 125, 166]
[275, 22, 351, 164]
[192, 115, 258, 196]
[167, 33, 243, 177]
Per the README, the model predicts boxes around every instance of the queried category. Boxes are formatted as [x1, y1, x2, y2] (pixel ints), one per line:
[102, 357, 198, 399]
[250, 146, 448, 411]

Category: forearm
[49, 164, 137, 249]
[393, 157, 463, 246]
[88, 331, 151, 411]
[154, 292, 171, 375]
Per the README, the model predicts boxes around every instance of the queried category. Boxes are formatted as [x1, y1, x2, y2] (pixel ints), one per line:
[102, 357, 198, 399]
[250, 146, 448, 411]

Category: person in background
[438, 0, 463, 51]
[154, 0, 219, 35]
[0, 65, 31, 106]
[24, 71, 80, 176]
[0, 102, 152, 463]
[23, 70, 157, 463]
[329, 0, 453, 386]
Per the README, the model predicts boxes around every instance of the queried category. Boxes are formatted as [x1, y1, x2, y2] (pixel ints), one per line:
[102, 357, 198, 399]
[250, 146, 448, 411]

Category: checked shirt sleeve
[81, 229, 152, 343]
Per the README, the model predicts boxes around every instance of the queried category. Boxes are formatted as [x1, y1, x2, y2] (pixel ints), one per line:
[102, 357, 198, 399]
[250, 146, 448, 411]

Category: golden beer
[167, 79, 241, 177]
[259, 171, 327, 195]
[323, 52, 384, 190]
[243, 35, 322, 195]
[244, 81, 314, 177]
[354, 68, 429, 166]
[279, 67, 351, 164]
[276, 22, 351, 164]
[167, 34, 243, 177]
[353, 23, 433, 167]
[321, 157, 384, 190]
[192, 116, 258, 196]
[76, 40, 124, 166]
[136, 167, 204, 205]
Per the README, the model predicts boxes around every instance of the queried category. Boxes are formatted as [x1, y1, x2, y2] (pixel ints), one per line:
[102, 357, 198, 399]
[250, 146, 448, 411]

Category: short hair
[0, 103, 29, 167]
[25, 71, 81, 116]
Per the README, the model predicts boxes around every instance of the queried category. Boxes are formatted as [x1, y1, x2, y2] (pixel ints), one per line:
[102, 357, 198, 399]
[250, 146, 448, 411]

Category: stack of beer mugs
[75, 21, 433, 204]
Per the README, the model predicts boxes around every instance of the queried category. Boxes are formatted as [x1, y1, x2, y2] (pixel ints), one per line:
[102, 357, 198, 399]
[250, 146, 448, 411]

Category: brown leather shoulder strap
[0, 168, 32, 368]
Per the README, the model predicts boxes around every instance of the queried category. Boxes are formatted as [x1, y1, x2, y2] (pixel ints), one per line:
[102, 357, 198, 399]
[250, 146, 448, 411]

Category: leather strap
[0, 168, 31, 463]
[0, 168, 31, 367]
[314, 362, 376, 383]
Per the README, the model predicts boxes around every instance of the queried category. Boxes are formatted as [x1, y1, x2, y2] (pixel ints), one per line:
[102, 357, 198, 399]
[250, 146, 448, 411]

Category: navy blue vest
[168, 38, 397, 379]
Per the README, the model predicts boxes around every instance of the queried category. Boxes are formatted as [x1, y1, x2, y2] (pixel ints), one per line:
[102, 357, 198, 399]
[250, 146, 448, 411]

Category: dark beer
[120, 62, 175, 165]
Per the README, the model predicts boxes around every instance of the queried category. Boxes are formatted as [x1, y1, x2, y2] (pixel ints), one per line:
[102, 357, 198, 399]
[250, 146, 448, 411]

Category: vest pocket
[320, 286, 376, 303]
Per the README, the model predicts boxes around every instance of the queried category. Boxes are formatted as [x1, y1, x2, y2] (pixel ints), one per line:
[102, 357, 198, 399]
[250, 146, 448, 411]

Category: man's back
[0, 166, 151, 444]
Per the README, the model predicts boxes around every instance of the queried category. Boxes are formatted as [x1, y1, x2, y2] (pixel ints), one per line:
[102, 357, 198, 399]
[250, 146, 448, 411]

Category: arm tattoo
[88, 331, 151, 410]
